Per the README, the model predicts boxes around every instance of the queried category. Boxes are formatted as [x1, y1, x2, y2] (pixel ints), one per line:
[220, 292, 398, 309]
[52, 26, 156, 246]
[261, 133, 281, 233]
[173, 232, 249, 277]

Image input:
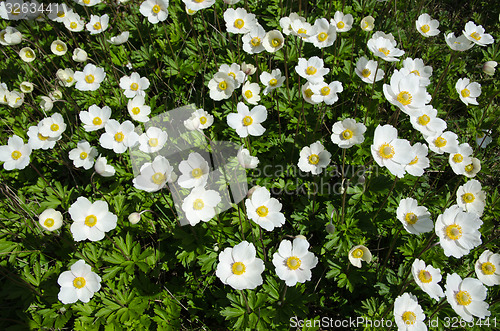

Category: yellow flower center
[51, 124, 59, 131]
[193, 198, 204, 210]
[44, 218, 55, 228]
[83, 0, 90, 4]
[410, 70, 420, 76]
[317, 32, 328, 42]
[73, 277, 86, 289]
[405, 212, 418, 225]
[304, 88, 313, 98]
[57, 11, 65, 18]
[269, 78, 278, 86]
[297, 28, 306, 35]
[455, 290, 472, 306]
[70, 22, 77, 29]
[56, 44, 65, 52]
[445, 224, 462, 240]
[378, 143, 395, 159]
[418, 114, 430, 126]
[114, 132, 124, 142]
[38, 133, 49, 141]
[92, 117, 102, 125]
[244, 90, 253, 99]
[195, 116, 205, 125]
[271, 38, 282, 47]
[337, 21, 345, 29]
[228, 72, 236, 80]
[85, 75, 95, 84]
[409, 156, 419, 165]
[462, 193, 475, 204]
[148, 138, 158, 147]
[342, 129, 353, 140]
[84, 215, 97, 227]
[25, 50, 34, 58]
[452, 154, 463, 163]
[477, 131, 485, 138]
[232, 262, 246, 275]
[402, 311, 417, 325]
[234, 19, 244, 29]
[151, 172, 166, 185]
[256, 205, 269, 217]
[130, 83, 139, 91]
[308, 154, 319, 165]
[417, 270, 432, 283]
[218, 81, 227, 90]
[397, 91, 413, 106]
[378, 47, 390, 56]
[361, 68, 371, 78]
[481, 262, 496, 275]
[470, 32, 481, 41]
[306, 66, 317, 75]
[80, 152, 88, 160]
[286, 256, 302, 270]
[131, 107, 141, 115]
[320, 86, 331, 96]
[93, 22, 102, 30]
[152, 5, 161, 13]
[420, 25, 430, 33]
[434, 137, 447, 148]
[191, 168, 203, 178]
[461, 89, 470, 98]
[11, 150, 22, 160]
[243, 116, 253, 126]
[250, 37, 261, 47]
[352, 248, 363, 258]
[465, 164, 474, 172]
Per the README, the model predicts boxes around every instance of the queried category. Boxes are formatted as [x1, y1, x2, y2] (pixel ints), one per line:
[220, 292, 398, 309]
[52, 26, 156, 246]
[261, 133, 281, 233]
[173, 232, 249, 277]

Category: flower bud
[241, 62, 256, 75]
[40, 96, 54, 111]
[483, 61, 497, 76]
[295, 234, 307, 240]
[326, 223, 335, 234]
[128, 212, 141, 224]
[72, 48, 88, 62]
[20, 82, 34, 93]
[361, 16, 375, 31]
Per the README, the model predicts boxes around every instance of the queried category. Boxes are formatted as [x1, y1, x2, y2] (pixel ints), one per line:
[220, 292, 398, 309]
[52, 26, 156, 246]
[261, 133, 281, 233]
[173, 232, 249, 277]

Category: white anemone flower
[331, 11, 353, 32]
[20, 82, 34, 93]
[475, 250, 500, 286]
[463, 21, 494, 46]
[40, 97, 54, 112]
[348, 245, 372, 268]
[411, 259, 445, 300]
[223, 8, 257, 34]
[475, 130, 492, 148]
[456, 179, 486, 217]
[310, 81, 343, 105]
[27, 125, 57, 150]
[245, 186, 285, 231]
[409, 106, 446, 137]
[0, 135, 31, 171]
[331, 118, 366, 149]
[383, 69, 431, 116]
[456, 78, 481, 106]
[94, 156, 115, 177]
[56, 68, 76, 87]
[295, 57, 330, 83]
[240, 62, 256, 75]
[6, 90, 24, 108]
[355, 57, 384, 84]
[39, 208, 63, 232]
[178, 152, 210, 189]
[415, 13, 440, 37]
[74, 64, 106, 91]
[72, 48, 88, 62]
[133, 155, 173, 192]
[444, 32, 474, 51]
[297, 141, 331, 175]
[19, 47, 36, 62]
[242, 82, 261, 105]
[216, 241, 264, 290]
[393, 293, 427, 330]
[279, 12, 303, 36]
[445, 273, 490, 322]
[425, 131, 459, 154]
[483, 61, 497, 76]
[108, 31, 130, 45]
[360, 16, 374, 31]
[181, 186, 221, 226]
[405, 143, 430, 177]
[237, 147, 259, 169]
[464, 158, 481, 178]
[47, 4, 73, 22]
[371, 124, 413, 178]
[99, 119, 139, 154]
[86, 14, 109, 35]
[435, 205, 482, 258]
[273, 237, 318, 286]
[63, 12, 85, 32]
[218, 63, 245, 89]
[262, 30, 284, 53]
[127, 95, 151, 122]
[50, 40, 67, 56]
[449, 143, 473, 175]
[38, 113, 67, 139]
[402, 58, 433, 87]
[57, 260, 101, 304]
[396, 198, 433, 234]
[68, 197, 118, 242]
[183, 0, 215, 11]
[138, 127, 168, 153]
[79, 105, 111, 132]
[68, 141, 98, 170]
[183, 108, 214, 131]
[119, 72, 150, 99]
[227, 102, 267, 138]
[242, 25, 266, 54]
[308, 18, 336, 48]
[367, 36, 404, 62]
[208, 72, 235, 101]
[290, 16, 313, 39]
[260, 69, 285, 95]
[74, 0, 101, 6]
[0, 26, 22, 45]
[139, 0, 169, 24]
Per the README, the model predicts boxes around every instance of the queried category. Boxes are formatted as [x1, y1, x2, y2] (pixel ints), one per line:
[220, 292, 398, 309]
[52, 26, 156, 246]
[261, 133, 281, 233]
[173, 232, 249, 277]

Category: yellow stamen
[361, 68, 371, 78]
[317, 32, 328, 42]
[342, 129, 353, 140]
[114, 132, 124, 142]
[378, 143, 395, 159]
[286, 256, 302, 270]
[130, 83, 139, 91]
[79, 152, 88, 160]
[455, 290, 472, 306]
[462, 193, 475, 204]
[256, 206, 268, 217]
[92, 117, 102, 125]
[152, 172, 166, 185]
[193, 198, 204, 210]
[73, 277, 86, 289]
[148, 138, 158, 147]
[232, 262, 246, 275]
[152, 5, 161, 14]
[352, 248, 363, 258]
[320, 86, 330, 96]
[243, 116, 253, 126]
[84, 215, 97, 227]
[11, 151, 22, 160]
[85, 75, 95, 84]
[306, 66, 317, 75]
[234, 19, 244, 29]
[191, 168, 203, 178]
[396, 91, 413, 106]
[420, 25, 430, 33]
[402, 311, 417, 325]
[434, 137, 447, 148]
[445, 224, 462, 240]
[481, 262, 495, 275]
[44, 218, 54, 227]
[417, 270, 432, 283]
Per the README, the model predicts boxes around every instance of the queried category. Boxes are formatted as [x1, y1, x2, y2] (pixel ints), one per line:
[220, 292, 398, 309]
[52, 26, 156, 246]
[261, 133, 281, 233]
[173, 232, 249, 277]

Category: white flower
[69, 197, 118, 242]
[396, 198, 433, 234]
[355, 57, 384, 84]
[242, 25, 266, 54]
[295, 57, 330, 83]
[279, 12, 303, 35]
[27, 125, 57, 150]
[139, 0, 169, 24]
[475, 250, 500, 286]
[444, 32, 473, 51]
[108, 31, 130, 45]
[74, 0, 101, 6]
[237, 147, 259, 169]
[6, 90, 24, 108]
[138, 127, 168, 153]
[56, 68, 76, 87]
[20, 81, 34, 93]
[133, 155, 173, 192]
[463, 21, 494, 46]
[49, 89, 63, 101]
[331, 11, 353, 32]
[394, 293, 427, 330]
[94, 156, 115, 177]
[68, 141, 98, 170]
[40, 96, 54, 112]
[99, 119, 139, 154]
[409, 106, 446, 137]
[218, 63, 245, 89]
[411, 259, 444, 300]
[435, 205, 482, 258]
[223, 8, 257, 34]
[19, 47, 36, 62]
[47, 4, 73, 22]
[178, 152, 210, 188]
[405, 143, 430, 177]
[360, 16, 374, 31]
[262, 30, 284, 53]
[310, 81, 343, 105]
[383, 69, 431, 115]
[181, 186, 221, 226]
[0, 26, 22, 45]
[245, 186, 285, 231]
[242, 82, 261, 105]
[72, 48, 88, 62]
[308, 18, 336, 48]
[260, 69, 285, 95]
[183, 0, 215, 11]
[415, 13, 439, 37]
[241, 62, 256, 75]
[371, 124, 413, 178]
[402, 58, 433, 87]
[183, 108, 214, 131]
[456, 179, 486, 217]
[330, 118, 366, 148]
[449, 143, 473, 175]
[297, 141, 331, 175]
[39, 208, 63, 232]
[79, 105, 111, 132]
[445, 273, 490, 322]
[208, 72, 235, 101]
[425, 131, 459, 154]
[38, 113, 67, 139]
[120, 72, 150, 99]
[127, 95, 151, 122]
[63, 12, 85, 32]
[367, 35, 405, 62]
[348, 245, 372, 268]
[290, 15, 313, 38]
[57, 260, 101, 304]
[74, 64, 106, 91]
[464, 158, 481, 178]
[483, 61, 497, 76]
[456, 78, 481, 106]
[50, 40, 67, 56]
[86, 14, 109, 35]
[273, 238, 318, 286]
[227, 102, 267, 138]
[475, 130, 492, 148]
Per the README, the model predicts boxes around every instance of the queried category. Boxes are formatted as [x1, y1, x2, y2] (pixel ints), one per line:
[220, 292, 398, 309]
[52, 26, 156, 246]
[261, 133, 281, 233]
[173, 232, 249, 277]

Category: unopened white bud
[128, 212, 141, 224]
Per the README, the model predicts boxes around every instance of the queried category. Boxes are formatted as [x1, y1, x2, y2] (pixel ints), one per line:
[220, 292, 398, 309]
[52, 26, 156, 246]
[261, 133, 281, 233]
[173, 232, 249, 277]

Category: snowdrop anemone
[208, 72, 235, 101]
[301, 82, 320, 104]
[435, 205, 482, 258]
[181, 186, 221, 226]
[68, 197, 118, 242]
[463, 158, 481, 178]
[475, 250, 500, 286]
[94, 156, 115, 177]
[63, 12, 85, 32]
[401, 58, 433, 87]
[475, 130, 492, 148]
[259, 69, 285, 95]
[216, 241, 264, 290]
[411, 259, 445, 300]
[6, 90, 24, 108]
[50, 40, 67, 56]
[138, 127, 168, 153]
[455, 78, 481, 106]
[237, 147, 259, 169]
[226, 102, 267, 138]
[86, 14, 109, 35]
[72, 48, 88, 62]
[56, 68, 76, 87]
[290, 15, 314, 39]
[177, 152, 210, 189]
[39, 208, 63, 232]
[295, 57, 330, 83]
[183, 109, 214, 131]
[330, 118, 366, 149]
[456, 179, 486, 217]
[127, 95, 151, 122]
[75, 0, 101, 6]
[409, 106, 446, 137]
[309, 81, 343, 105]
[68, 141, 98, 170]
[140, 0, 169, 24]
[47, 3, 73, 22]
[57, 260, 101, 305]
[19, 47, 36, 62]
[133, 155, 174, 192]
[383, 69, 431, 115]
[448, 143, 473, 175]
[396, 198, 433, 234]
[242, 82, 261, 105]
[360, 16, 374, 31]
[99, 119, 139, 153]
[415, 13, 440, 37]
[40, 97, 54, 112]
[38, 113, 67, 139]
[273, 237, 318, 286]
[444, 32, 474, 51]
[370, 124, 413, 178]
[218, 63, 245, 89]
[183, 0, 215, 11]
[445, 273, 490, 322]
[279, 12, 303, 36]
[242, 25, 266, 54]
[393, 293, 427, 330]
[241, 62, 256, 75]
[0, 135, 32, 171]
[405, 142, 430, 177]
[245, 186, 285, 231]
[20, 82, 34, 93]
[120, 72, 150, 99]
[425, 131, 459, 154]
[297, 141, 331, 175]
[463, 21, 494, 46]
[367, 34, 404, 62]
[482, 61, 497, 76]
[27, 125, 56, 150]
[0, 26, 22, 45]
[348, 245, 372, 268]
[262, 30, 284, 53]
[354, 57, 384, 84]
[79, 105, 111, 132]
[331, 11, 353, 32]
[223, 8, 257, 34]
[308, 18, 336, 48]
[74, 64, 106, 91]
[108, 31, 130, 45]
